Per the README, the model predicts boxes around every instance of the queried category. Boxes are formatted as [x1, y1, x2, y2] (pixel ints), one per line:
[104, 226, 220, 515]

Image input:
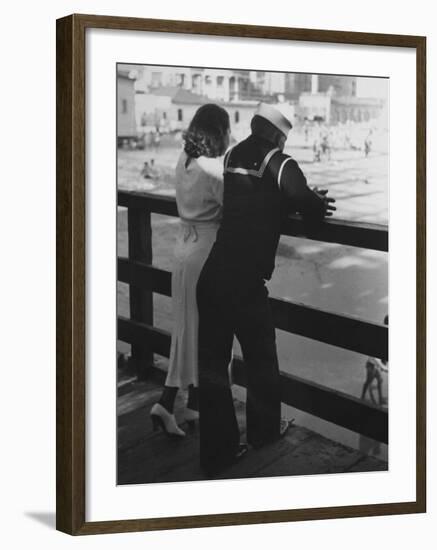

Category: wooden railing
[117, 190, 389, 444]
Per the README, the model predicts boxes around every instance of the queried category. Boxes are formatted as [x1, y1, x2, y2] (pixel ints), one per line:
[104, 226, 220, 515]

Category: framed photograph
[56, 13, 426, 535]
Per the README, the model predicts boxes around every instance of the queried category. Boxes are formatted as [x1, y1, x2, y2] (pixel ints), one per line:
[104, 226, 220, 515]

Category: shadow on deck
[117, 375, 387, 485]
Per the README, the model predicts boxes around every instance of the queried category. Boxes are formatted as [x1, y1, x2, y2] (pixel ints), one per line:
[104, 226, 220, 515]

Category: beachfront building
[117, 70, 137, 144]
[119, 65, 386, 136]
[253, 73, 358, 101]
[330, 96, 386, 125]
[297, 75, 386, 125]
[298, 93, 332, 123]
[249, 71, 284, 95]
[126, 65, 299, 139]
[135, 84, 261, 141]
[124, 65, 284, 104]
[298, 92, 385, 125]
[135, 87, 210, 131]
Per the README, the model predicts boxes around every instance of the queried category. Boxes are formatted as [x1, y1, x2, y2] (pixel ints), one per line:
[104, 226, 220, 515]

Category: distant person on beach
[364, 129, 373, 158]
[313, 124, 323, 162]
[196, 102, 336, 476]
[140, 161, 153, 179]
[361, 314, 388, 406]
[313, 137, 322, 162]
[140, 160, 159, 181]
[150, 104, 231, 437]
[153, 129, 161, 152]
[320, 127, 332, 161]
[149, 158, 160, 179]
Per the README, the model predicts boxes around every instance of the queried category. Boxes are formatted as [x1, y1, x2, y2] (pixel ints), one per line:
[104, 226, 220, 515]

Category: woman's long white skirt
[165, 221, 219, 388]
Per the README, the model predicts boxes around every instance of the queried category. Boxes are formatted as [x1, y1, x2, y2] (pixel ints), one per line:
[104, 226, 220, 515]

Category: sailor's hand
[313, 187, 336, 217]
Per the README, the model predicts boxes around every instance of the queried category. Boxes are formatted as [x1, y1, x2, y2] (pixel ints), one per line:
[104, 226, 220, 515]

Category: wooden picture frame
[56, 13, 426, 535]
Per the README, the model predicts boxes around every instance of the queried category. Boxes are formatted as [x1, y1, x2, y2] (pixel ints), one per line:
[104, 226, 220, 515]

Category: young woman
[150, 104, 231, 437]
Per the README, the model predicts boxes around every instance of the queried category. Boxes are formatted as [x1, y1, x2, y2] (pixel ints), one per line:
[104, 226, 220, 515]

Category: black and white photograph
[2, 0, 432, 544]
[116, 63, 389, 484]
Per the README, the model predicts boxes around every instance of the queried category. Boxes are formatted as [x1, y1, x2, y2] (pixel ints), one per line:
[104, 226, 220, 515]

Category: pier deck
[117, 374, 387, 485]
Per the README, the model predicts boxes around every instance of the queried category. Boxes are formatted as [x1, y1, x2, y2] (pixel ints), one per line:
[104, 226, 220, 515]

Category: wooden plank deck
[117, 376, 387, 485]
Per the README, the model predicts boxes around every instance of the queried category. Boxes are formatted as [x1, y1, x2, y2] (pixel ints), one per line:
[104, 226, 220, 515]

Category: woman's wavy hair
[183, 104, 230, 159]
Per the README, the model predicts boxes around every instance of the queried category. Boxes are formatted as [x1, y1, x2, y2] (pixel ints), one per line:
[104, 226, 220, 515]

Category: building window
[235, 111, 240, 123]
[121, 99, 127, 114]
[162, 112, 167, 120]
[151, 72, 161, 87]
[176, 73, 185, 87]
[217, 76, 224, 86]
[178, 109, 183, 122]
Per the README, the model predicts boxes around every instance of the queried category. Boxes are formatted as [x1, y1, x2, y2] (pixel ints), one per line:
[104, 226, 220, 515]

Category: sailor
[197, 102, 336, 476]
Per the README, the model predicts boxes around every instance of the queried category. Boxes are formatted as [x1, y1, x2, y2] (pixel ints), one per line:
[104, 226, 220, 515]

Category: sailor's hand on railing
[313, 187, 336, 218]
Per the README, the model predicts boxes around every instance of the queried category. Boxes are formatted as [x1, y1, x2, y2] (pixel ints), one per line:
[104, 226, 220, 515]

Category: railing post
[127, 206, 153, 380]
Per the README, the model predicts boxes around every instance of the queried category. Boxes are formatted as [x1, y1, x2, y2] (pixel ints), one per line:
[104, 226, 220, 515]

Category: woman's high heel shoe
[150, 403, 186, 438]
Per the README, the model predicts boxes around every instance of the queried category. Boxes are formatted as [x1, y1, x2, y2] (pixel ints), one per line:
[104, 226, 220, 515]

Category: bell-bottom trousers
[196, 258, 281, 473]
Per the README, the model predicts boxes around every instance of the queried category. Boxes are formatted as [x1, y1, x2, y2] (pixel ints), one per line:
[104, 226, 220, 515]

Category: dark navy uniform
[197, 121, 326, 474]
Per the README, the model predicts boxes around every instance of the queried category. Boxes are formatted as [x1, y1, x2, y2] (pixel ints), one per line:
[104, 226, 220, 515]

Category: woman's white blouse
[175, 151, 224, 223]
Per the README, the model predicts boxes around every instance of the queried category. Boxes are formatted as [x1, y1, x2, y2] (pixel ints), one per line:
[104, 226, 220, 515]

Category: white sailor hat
[256, 102, 294, 135]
